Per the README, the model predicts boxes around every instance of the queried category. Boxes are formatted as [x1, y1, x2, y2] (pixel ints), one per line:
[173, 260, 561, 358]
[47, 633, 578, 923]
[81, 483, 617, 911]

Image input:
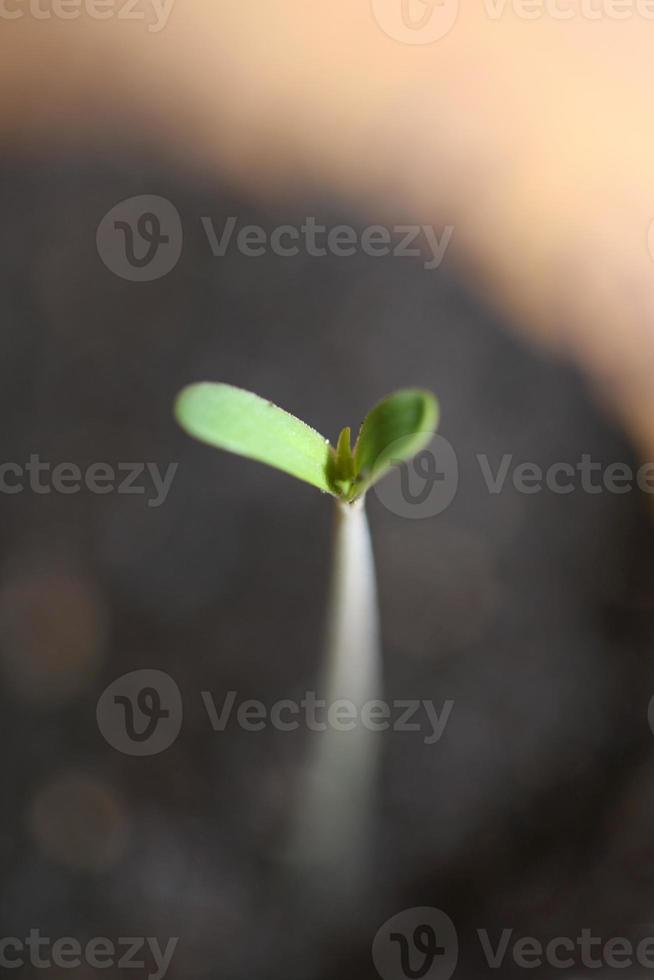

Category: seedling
[174, 382, 438, 891]
[174, 382, 437, 503]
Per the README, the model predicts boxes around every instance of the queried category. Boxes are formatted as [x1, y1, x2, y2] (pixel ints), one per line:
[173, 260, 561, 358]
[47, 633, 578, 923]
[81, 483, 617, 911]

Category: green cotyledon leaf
[350, 389, 439, 498]
[174, 382, 335, 494]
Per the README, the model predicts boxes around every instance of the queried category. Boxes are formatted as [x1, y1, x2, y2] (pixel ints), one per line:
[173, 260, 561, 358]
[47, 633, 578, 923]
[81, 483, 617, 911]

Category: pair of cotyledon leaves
[175, 382, 439, 502]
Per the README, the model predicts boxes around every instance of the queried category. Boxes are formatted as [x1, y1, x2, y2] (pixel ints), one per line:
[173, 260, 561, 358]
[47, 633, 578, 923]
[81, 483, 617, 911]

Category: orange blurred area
[3, 4, 654, 457]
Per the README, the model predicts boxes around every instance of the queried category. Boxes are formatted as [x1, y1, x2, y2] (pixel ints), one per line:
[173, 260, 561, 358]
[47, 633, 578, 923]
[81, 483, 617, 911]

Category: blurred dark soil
[0, 155, 653, 979]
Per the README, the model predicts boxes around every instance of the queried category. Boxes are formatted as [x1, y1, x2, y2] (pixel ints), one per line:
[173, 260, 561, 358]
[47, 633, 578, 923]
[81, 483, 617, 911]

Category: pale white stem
[290, 496, 382, 896]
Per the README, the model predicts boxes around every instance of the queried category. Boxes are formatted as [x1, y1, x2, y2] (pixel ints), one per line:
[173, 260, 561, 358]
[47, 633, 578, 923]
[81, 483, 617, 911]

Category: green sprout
[174, 382, 438, 502]
[174, 381, 439, 894]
